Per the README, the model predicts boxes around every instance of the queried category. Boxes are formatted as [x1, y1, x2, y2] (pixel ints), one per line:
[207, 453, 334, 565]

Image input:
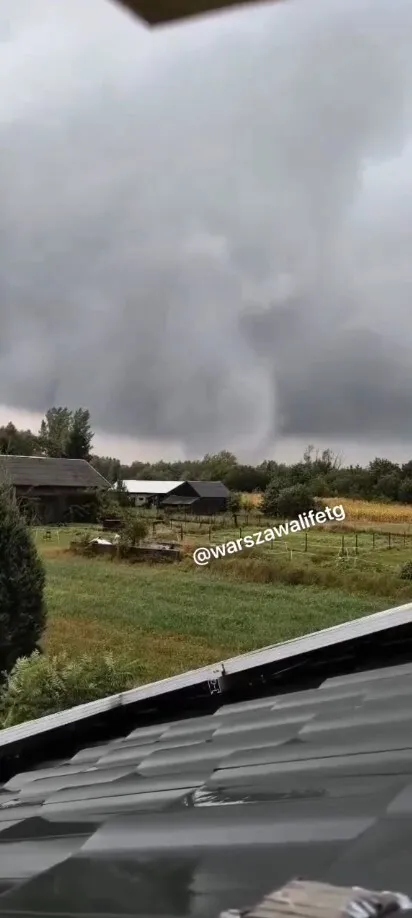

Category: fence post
[388, 533, 391, 549]
[304, 532, 308, 553]
[355, 533, 358, 556]
[372, 532, 375, 550]
[341, 534, 345, 554]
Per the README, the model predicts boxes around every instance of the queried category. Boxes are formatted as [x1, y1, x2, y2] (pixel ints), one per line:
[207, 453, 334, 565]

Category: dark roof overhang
[114, 0, 282, 26]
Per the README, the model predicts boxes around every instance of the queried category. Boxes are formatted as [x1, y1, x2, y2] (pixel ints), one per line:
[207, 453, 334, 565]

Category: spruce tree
[0, 482, 46, 677]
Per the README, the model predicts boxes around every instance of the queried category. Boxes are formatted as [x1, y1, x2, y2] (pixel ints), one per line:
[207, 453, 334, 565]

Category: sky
[1, 0, 412, 466]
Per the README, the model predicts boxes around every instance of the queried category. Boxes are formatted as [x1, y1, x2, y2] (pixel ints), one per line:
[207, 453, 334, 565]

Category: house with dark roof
[2, 603, 412, 913]
[0, 456, 110, 525]
[117, 479, 230, 515]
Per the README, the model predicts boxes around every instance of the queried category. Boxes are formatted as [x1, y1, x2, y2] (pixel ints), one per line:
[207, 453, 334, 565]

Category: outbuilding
[116, 479, 229, 515]
[0, 456, 110, 525]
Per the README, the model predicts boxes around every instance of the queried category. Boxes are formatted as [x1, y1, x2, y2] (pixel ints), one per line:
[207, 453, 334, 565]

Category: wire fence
[32, 519, 412, 560]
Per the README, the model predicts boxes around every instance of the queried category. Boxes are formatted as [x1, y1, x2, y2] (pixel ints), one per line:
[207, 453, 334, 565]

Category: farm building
[116, 479, 229, 514]
[0, 456, 110, 525]
[163, 479, 229, 514]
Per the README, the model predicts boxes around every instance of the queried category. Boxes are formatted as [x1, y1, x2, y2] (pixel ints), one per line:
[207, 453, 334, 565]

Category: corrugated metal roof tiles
[2, 660, 412, 915]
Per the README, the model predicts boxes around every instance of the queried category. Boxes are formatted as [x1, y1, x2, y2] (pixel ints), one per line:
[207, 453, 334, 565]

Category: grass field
[41, 549, 383, 682]
[33, 494, 412, 685]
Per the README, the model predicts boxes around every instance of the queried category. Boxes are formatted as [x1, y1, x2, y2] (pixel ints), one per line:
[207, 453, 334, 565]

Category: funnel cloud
[1, 0, 412, 458]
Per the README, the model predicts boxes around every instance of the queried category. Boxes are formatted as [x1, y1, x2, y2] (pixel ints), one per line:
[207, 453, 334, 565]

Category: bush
[0, 651, 136, 727]
[69, 530, 94, 551]
[0, 482, 46, 678]
[263, 481, 318, 519]
[398, 478, 412, 505]
[228, 491, 241, 515]
[120, 511, 149, 548]
[400, 560, 412, 580]
[261, 478, 284, 516]
[97, 488, 125, 522]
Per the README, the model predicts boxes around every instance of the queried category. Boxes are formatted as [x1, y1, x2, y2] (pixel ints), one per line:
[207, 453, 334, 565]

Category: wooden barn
[116, 479, 229, 515]
[0, 456, 110, 525]
[162, 480, 229, 515]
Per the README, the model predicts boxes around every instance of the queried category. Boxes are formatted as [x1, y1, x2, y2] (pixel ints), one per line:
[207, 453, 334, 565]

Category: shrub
[97, 488, 125, 522]
[261, 478, 284, 516]
[0, 651, 136, 727]
[0, 482, 46, 678]
[69, 530, 94, 552]
[120, 512, 149, 548]
[398, 478, 412, 505]
[400, 560, 412, 581]
[263, 481, 318, 519]
[228, 491, 241, 515]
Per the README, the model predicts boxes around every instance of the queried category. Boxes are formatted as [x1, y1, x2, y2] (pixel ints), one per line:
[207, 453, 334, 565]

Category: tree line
[0, 407, 93, 462]
[2, 408, 412, 504]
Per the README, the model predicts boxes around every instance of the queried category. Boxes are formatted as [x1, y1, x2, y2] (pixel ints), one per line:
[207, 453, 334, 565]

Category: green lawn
[43, 551, 386, 683]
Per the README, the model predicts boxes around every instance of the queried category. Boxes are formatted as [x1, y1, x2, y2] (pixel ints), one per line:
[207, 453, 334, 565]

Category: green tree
[374, 472, 401, 502]
[66, 408, 93, 460]
[263, 480, 317, 519]
[91, 455, 121, 483]
[39, 407, 72, 457]
[39, 407, 93, 460]
[262, 477, 284, 516]
[276, 484, 318, 519]
[115, 478, 131, 508]
[398, 478, 412, 504]
[0, 422, 40, 456]
[0, 482, 46, 677]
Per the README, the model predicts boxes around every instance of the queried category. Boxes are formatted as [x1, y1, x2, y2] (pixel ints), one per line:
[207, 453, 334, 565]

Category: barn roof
[184, 480, 230, 498]
[115, 480, 229, 498]
[0, 456, 109, 490]
[116, 0, 282, 26]
[2, 603, 412, 913]
[117, 479, 183, 494]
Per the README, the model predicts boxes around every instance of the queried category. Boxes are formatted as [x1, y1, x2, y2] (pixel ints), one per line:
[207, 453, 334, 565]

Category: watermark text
[193, 504, 345, 566]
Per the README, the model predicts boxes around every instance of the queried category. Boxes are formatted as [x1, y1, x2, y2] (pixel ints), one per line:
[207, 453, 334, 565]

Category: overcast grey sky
[1, 0, 412, 464]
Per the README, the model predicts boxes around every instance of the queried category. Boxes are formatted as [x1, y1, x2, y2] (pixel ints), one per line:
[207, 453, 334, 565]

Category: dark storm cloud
[1, 0, 412, 455]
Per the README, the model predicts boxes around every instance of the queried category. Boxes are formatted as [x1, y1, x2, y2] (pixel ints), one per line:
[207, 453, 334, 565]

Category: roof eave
[115, 0, 273, 25]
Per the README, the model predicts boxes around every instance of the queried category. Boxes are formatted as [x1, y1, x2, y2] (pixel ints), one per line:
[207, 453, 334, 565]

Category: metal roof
[0, 457, 109, 490]
[114, 480, 228, 498]
[115, 479, 183, 495]
[185, 480, 230, 498]
[116, 0, 283, 26]
[2, 655, 412, 914]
